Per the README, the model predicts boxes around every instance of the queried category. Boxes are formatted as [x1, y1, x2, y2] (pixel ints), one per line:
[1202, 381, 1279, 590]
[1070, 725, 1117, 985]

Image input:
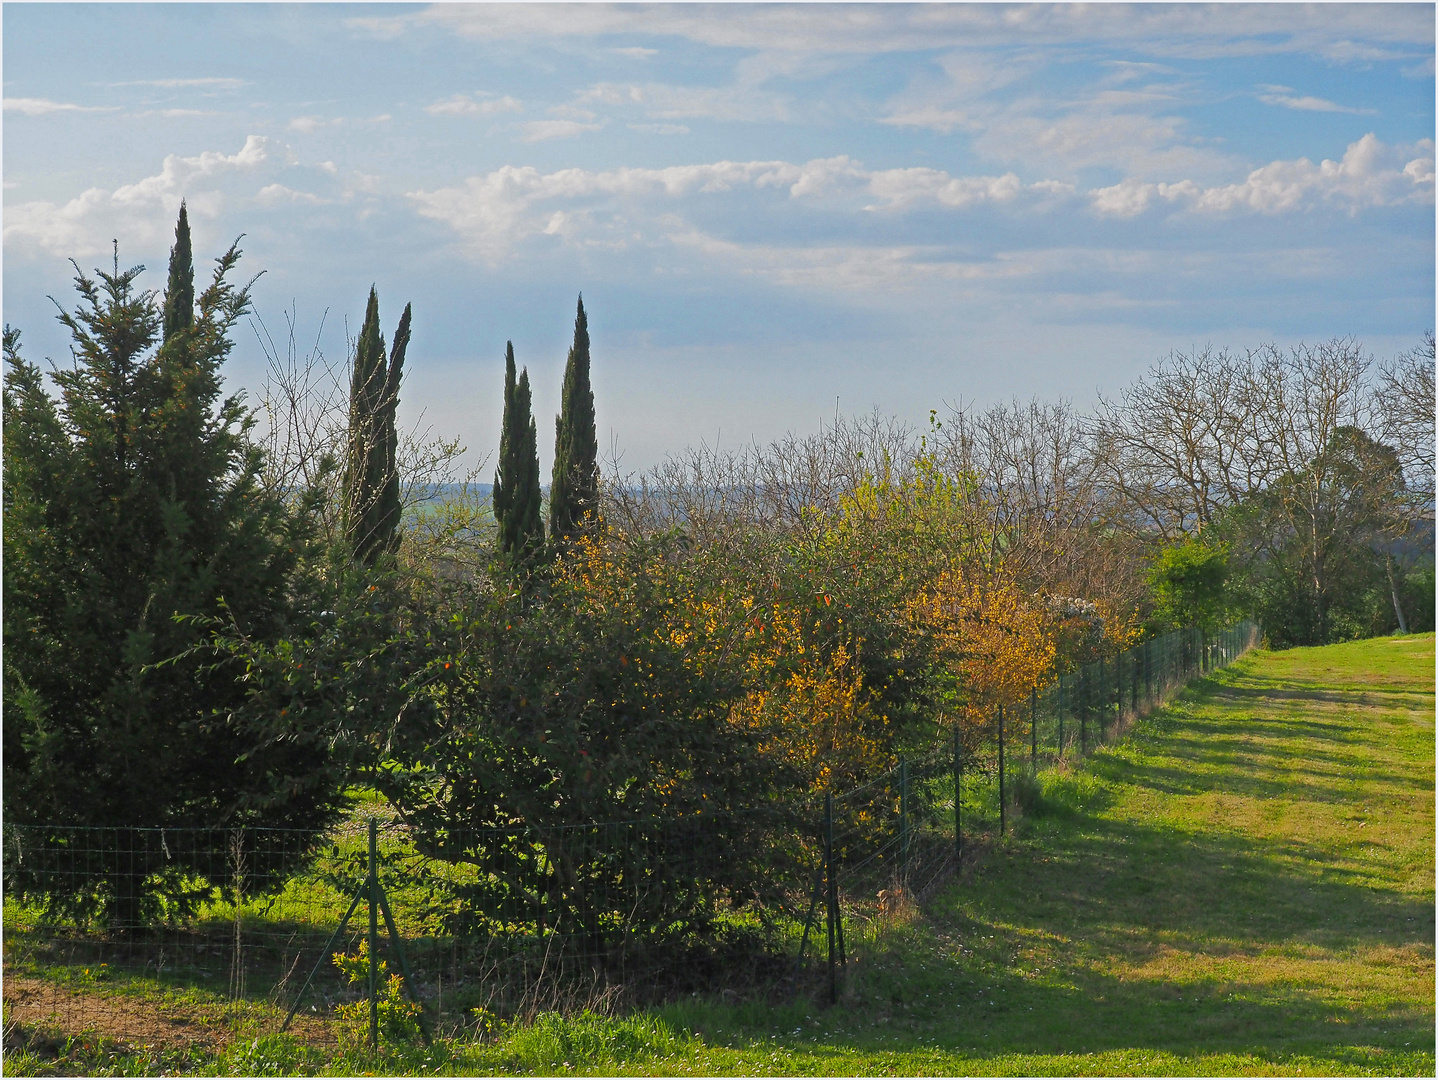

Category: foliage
[211, 528, 802, 955]
[1145, 536, 1233, 633]
[332, 939, 424, 1051]
[1221, 425, 1410, 646]
[549, 296, 598, 544]
[493, 340, 544, 565]
[910, 569, 1056, 748]
[2, 230, 342, 925]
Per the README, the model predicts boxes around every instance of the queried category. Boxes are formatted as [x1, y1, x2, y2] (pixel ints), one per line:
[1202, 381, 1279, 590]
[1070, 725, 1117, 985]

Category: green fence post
[1132, 647, 1139, 714]
[1104, 655, 1115, 742]
[368, 817, 379, 1052]
[998, 704, 1006, 837]
[825, 792, 837, 1006]
[375, 884, 433, 1045]
[1080, 668, 1088, 755]
[899, 756, 910, 884]
[1057, 675, 1065, 757]
[1031, 687, 1038, 773]
[953, 727, 962, 867]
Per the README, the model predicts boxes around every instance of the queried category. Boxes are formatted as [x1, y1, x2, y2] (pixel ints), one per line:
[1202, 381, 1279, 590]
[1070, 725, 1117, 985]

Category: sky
[4, 3, 1434, 476]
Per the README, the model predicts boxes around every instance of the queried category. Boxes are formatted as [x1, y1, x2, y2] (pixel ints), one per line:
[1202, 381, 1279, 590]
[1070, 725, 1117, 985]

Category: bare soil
[2, 974, 335, 1052]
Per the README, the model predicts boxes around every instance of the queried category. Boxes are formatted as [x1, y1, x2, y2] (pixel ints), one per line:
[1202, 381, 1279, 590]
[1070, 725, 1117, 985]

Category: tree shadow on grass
[829, 811, 1435, 1063]
[1089, 677, 1434, 805]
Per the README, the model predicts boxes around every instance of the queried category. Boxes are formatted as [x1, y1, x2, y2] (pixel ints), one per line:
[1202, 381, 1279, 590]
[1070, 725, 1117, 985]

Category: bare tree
[1375, 331, 1435, 503]
[1089, 346, 1281, 539]
[942, 397, 1147, 637]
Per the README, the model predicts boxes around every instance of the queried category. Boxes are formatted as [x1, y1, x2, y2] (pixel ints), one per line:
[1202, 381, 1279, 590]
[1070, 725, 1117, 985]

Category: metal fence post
[824, 792, 837, 1005]
[997, 704, 1006, 837]
[953, 727, 962, 867]
[899, 756, 910, 883]
[1131, 648, 1139, 715]
[368, 817, 379, 1052]
[1031, 687, 1038, 773]
[1057, 675, 1065, 757]
[1079, 668, 1088, 755]
[1100, 656, 1109, 741]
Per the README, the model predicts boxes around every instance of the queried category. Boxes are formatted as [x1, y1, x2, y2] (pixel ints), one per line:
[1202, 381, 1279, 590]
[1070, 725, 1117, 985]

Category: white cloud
[1089, 134, 1435, 217]
[519, 119, 605, 142]
[4, 136, 274, 258]
[613, 46, 657, 59]
[288, 115, 340, 133]
[665, 227, 1038, 292]
[407, 155, 1063, 263]
[628, 122, 689, 136]
[131, 108, 218, 119]
[864, 168, 1024, 210]
[358, 5, 1431, 63]
[1257, 91, 1377, 115]
[256, 183, 328, 206]
[4, 97, 118, 115]
[977, 108, 1236, 179]
[578, 79, 790, 123]
[880, 51, 1236, 181]
[110, 77, 246, 90]
[425, 93, 523, 117]
[1088, 178, 1199, 217]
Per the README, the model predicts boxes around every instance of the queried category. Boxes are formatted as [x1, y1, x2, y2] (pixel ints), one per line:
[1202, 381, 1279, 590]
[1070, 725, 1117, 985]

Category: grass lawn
[6, 634, 1433, 1076]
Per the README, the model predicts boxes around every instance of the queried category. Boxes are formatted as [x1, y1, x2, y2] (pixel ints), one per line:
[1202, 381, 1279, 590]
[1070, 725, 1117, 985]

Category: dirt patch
[2, 975, 335, 1052]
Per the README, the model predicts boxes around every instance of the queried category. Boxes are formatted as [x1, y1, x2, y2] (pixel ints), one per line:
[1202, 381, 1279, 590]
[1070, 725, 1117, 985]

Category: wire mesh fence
[3, 621, 1260, 1048]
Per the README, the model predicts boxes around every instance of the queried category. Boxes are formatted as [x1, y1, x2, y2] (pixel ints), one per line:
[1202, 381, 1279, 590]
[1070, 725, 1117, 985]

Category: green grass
[6, 635, 1433, 1076]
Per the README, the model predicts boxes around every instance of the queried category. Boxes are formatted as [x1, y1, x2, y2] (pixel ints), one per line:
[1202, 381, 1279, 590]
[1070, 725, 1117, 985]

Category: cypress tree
[494, 341, 543, 563]
[377, 303, 411, 554]
[344, 288, 388, 564]
[550, 295, 598, 543]
[344, 290, 411, 564]
[161, 201, 194, 342]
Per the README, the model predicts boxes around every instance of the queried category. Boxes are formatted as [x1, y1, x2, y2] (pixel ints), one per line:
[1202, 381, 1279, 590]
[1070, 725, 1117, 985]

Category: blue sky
[4, 3, 1434, 474]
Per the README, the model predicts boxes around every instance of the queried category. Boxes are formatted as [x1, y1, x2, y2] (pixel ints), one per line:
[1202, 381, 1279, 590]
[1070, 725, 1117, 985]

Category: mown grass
[6, 634, 1433, 1076]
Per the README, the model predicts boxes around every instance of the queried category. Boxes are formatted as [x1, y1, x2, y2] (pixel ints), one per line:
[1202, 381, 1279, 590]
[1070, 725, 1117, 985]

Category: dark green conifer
[549, 295, 598, 543]
[4, 241, 342, 920]
[161, 201, 194, 342]
[344, 290, 411, 564]
[494, 341, 543, 563]
[344, 288, 392, 563]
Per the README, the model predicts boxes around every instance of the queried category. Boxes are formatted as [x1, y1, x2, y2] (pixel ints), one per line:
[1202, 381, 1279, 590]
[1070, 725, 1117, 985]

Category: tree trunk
[1386, 555, 1409, 633]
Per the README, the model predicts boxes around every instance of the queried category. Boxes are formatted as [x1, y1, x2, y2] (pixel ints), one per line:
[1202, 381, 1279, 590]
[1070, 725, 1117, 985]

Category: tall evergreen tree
[161, 201, 194, 343]
[494, 341, 544, 562]
[3, 239, 340, 923]
[550, 295, 598, 543]
[343, 289, 410, 564]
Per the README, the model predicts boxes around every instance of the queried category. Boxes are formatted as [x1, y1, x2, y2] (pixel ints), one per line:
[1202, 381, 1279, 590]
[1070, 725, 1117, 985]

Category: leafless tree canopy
[1090, 338, 1383, 538]
[1376, 330, 1436, 502]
